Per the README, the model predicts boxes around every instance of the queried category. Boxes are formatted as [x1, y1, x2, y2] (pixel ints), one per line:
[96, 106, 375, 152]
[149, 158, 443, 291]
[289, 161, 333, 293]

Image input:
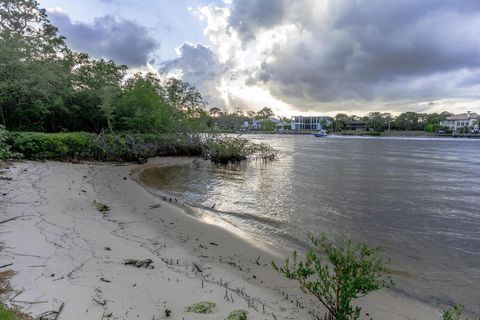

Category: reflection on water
[140, 135, 480, 311]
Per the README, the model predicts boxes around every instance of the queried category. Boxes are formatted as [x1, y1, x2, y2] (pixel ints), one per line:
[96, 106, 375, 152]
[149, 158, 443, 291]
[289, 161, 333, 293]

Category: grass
[94, 201, 110, 213]
[0, 303, 31, 320]
[226, 310, 248, 320]
[186, 301, 216, 314]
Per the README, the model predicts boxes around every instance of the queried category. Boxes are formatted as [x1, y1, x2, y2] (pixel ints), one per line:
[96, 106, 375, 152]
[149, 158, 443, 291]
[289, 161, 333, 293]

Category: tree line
[331, 111, 455, 132]
[0, 0, 209, 134]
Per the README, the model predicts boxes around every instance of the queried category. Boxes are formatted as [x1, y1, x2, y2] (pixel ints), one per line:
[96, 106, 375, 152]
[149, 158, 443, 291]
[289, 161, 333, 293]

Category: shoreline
[0, 159, 439, 319]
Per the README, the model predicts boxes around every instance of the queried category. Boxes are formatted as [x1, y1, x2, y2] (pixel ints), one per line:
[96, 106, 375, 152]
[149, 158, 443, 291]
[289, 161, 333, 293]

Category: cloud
[160, 42, 227, 107]
[225, 0, 480, 111]
[165, 0, 480, 115]
[49, 12, 158, 67]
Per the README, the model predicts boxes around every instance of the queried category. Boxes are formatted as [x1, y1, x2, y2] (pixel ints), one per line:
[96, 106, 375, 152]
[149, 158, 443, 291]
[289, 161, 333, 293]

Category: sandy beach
[0, 159, 440, 319]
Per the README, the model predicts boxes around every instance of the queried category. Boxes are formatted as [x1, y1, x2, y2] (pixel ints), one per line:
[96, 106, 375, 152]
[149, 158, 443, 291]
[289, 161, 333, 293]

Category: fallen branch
[193, 263, 203, 273]
[0, 216, 22, 224]
[37, 302, 64, 320]
[92, 297, 106, 306]
[12, 299, 48, 304]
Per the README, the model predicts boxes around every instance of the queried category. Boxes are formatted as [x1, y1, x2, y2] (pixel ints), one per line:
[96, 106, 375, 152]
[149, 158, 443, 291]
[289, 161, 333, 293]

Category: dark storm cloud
[160, 42, 227, 106]
[227, 0, 287, 41]
[227, 0, 480, 109]
[49, 12, 158, 67]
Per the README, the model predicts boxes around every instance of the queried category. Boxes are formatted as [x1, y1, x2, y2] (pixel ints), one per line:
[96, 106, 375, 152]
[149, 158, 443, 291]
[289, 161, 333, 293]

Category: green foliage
[4, 131, 274, 164]
[5, 131, 205, 161]
[6, 131, 98, 159]
[425, 123, 440, 133]
[442, 304, 480, 320]
[0, 303, 30, 320]
[186, 301, 216, 314]
[0, 1, 208, 134]
[273, 236, 393, 320]
[205, 135, 276, 164]
[255, 107, 275, 119]
[94, 201, 110, 213]
[262, 120, 276, 131]
[226, 310, 248, 320]
[0, 125, 17, 159]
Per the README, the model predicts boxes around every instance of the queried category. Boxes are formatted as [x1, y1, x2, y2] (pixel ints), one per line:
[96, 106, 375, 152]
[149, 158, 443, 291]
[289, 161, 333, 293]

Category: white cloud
[163, 0, 480, 115]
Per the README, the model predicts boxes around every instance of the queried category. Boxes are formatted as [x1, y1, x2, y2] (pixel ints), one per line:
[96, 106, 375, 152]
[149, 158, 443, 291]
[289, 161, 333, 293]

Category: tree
[334, 113, 349, 131]
[365, 112, 393, 132]
[0, 0, 70, 130]
[113, 75, 172, 133]
[393, 112, 426, 131]
[246, 110, 256, 119]
[256, 107, 275, 119]
[273, 236, 393, 320]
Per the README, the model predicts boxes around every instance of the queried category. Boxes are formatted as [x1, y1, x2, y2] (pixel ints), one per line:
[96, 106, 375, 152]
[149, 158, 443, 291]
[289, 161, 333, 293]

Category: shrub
[204, 135, 276, 164]
[0, 303, 31, 320]
[273, 236, 393, 320]
[186, 302, 216, 314]
[442, 304, 479, 320]
[6, 131, 98, 160]
[0, 125, 18, 160]
[4, 131, 275, 164]
[226, 310, 248, 320]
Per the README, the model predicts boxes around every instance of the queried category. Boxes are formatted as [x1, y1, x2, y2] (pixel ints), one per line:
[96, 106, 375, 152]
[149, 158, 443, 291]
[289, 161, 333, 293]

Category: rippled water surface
[140, 135, 480, 310]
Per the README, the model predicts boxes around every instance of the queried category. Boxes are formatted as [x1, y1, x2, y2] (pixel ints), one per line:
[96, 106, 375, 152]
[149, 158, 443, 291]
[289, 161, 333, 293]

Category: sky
[39, 0, 480, 117]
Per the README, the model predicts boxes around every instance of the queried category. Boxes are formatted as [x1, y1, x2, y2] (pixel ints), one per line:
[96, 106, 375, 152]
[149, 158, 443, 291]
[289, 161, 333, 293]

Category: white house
[440, 111, 479, 133]
[291, 116, 333, 131]
[250, 118, 289, 131]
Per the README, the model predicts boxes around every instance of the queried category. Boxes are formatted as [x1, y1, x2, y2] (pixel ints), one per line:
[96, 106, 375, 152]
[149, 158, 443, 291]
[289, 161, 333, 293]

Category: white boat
[313, 130, 328, 137]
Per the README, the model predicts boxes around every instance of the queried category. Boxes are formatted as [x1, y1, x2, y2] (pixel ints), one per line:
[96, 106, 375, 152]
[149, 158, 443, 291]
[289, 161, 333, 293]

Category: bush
[204, 135, 276, 164]
[442, 304, 479, 320]
[5, 131, 205, 162]
[0, 303, 31, 320]
[1, 125, 16, 160]
[273, 236, 393, 320]
[6, 131, 98, 160]
[186, 302, 216, 314]
[4, 131, 274, 164]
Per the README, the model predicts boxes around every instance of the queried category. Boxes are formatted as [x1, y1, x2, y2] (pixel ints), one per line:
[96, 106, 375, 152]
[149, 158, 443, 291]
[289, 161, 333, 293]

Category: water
[139, 135, 480, 311]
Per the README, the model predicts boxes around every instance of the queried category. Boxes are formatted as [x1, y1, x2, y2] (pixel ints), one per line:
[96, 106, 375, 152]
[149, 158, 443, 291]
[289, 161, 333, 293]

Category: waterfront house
[250, 117, 287, 131]
[291, 116, 333, 131]
[345, 121, 370, 131]
[440, 112, 479, 133]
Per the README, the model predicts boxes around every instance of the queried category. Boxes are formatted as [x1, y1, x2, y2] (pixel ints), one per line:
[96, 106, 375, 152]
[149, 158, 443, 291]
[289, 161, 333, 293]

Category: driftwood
[193, 263, 203, 273]
[37, 301, 64, 320]
[0, 216, 21, 224]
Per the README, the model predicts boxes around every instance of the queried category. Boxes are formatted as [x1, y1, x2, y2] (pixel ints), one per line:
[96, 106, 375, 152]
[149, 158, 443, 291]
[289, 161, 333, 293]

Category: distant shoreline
[239, 130, 480, 138]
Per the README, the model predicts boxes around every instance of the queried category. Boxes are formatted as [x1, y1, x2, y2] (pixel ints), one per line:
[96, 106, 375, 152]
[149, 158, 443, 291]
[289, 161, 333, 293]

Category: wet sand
[0, 159, 439, 319]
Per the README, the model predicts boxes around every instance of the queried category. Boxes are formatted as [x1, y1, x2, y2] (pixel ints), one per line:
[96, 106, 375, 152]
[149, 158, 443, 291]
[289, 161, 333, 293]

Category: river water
[139, 134, 480, 311]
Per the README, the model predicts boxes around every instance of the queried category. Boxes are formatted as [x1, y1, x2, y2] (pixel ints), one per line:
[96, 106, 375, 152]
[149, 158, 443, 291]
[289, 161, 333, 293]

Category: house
[291, 116, 333, 131]
[440, 111, 479, 133]
[250, 118, 288, 131]
[345, 121, 370, 131]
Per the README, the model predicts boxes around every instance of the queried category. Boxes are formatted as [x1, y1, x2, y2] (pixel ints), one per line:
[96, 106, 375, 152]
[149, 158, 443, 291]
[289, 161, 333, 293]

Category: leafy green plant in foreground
[442, 304, 480, 320]
[273, 236, 393, 320]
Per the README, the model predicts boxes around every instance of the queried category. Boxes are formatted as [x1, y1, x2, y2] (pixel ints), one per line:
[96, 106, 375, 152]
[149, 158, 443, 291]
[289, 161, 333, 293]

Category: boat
[313, 130, 328, 137]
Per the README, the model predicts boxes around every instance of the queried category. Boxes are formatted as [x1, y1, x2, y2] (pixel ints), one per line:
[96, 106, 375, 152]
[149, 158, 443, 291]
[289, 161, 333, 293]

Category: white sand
[0, 159, 440, 319]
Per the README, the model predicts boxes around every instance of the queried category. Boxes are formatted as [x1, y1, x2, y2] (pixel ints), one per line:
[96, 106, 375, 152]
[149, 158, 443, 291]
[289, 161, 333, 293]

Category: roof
[445, 113, 478, 120]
